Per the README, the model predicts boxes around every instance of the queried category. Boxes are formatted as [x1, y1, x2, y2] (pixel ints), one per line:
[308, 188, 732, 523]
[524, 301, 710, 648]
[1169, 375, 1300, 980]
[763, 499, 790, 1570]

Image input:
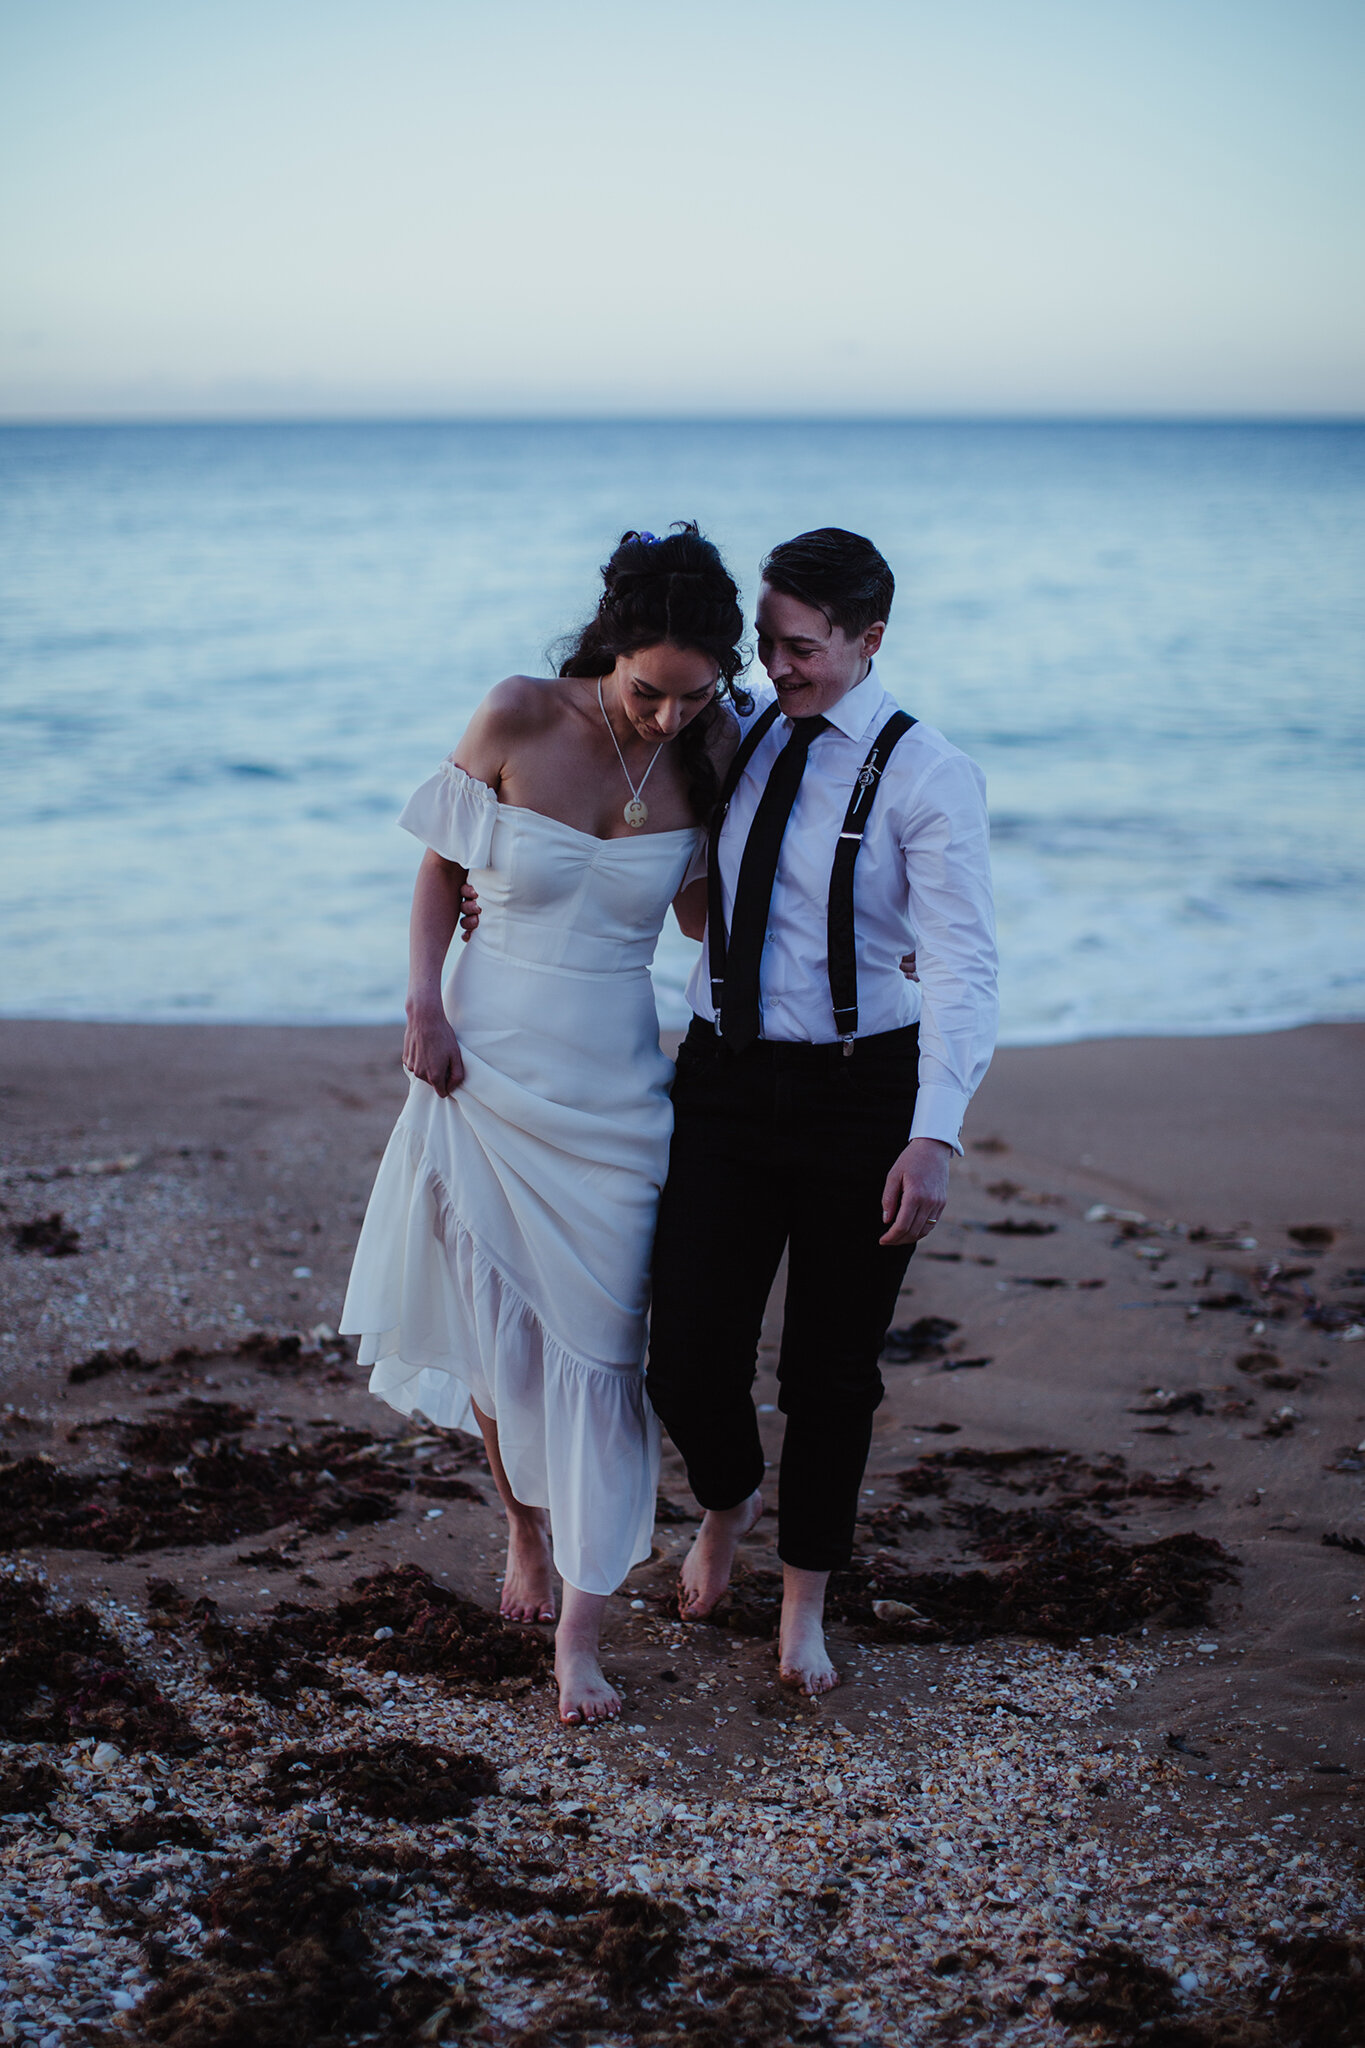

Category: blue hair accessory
[637, 531, 659, 544]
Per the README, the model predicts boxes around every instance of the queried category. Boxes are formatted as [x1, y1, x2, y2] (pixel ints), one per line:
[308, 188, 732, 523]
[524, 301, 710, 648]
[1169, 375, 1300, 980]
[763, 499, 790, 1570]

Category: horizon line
[2, 409, 1363, 430]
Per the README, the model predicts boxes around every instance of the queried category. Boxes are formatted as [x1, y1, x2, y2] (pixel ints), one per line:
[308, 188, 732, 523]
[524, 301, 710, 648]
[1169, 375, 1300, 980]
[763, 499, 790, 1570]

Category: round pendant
[623, 798, 649, 829]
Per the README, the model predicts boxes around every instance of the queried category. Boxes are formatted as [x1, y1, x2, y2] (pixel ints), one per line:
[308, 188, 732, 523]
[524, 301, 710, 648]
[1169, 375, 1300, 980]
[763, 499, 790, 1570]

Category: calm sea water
[2, 420, 1362, 1042]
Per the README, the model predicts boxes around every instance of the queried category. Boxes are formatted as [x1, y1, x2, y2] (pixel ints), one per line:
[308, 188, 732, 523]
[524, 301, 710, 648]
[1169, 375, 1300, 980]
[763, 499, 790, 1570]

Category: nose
[765, 646, 791, 680]
[654, 699, 685, 737]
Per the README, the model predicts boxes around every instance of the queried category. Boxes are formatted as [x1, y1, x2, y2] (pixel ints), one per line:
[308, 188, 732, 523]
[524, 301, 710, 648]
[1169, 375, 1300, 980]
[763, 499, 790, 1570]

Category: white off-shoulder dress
[339, 762, 700, 1595]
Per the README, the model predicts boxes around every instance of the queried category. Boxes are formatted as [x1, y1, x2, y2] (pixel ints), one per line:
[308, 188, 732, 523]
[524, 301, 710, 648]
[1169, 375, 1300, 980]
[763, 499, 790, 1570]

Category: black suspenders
[707, 700, 782, 1018]
[828, 709, 916, 1050]
[707, 701, 917, 1048]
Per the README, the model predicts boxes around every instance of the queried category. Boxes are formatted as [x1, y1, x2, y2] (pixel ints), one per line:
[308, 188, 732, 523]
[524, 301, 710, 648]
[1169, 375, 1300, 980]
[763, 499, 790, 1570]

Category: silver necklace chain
[598, 676, 666, 828]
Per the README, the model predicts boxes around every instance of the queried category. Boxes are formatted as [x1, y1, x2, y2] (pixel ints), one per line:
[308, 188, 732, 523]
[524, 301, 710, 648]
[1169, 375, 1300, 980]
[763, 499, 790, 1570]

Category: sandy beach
[1, 1018, 1362, 2045]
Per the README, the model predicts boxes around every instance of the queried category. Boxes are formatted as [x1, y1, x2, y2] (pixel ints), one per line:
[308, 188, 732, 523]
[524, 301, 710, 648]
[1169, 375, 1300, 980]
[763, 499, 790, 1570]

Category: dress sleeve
[398, 759, 499, 870]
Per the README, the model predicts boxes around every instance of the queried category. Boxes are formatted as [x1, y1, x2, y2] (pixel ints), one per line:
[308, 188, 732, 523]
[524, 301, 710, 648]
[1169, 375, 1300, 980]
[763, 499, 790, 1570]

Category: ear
[862, 621, 886, 659]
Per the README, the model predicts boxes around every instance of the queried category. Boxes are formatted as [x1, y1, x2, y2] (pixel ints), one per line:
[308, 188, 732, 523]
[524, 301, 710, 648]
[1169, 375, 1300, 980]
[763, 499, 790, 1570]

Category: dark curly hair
[558, 524, 751, 822]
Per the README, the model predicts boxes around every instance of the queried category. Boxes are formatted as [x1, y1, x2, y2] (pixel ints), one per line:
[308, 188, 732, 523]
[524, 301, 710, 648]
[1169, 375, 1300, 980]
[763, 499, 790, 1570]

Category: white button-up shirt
[684, 664, 998, 1152]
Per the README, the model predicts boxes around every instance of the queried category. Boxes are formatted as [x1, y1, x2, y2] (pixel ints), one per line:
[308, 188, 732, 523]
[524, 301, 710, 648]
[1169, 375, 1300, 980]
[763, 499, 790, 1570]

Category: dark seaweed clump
[102, 1842, 819, 2048]
[265, 1738, 498, 1822]
[702, 1502, 1236, 1646]
[833, 1509, 1237, 1646]
[100, 1813, 216, 1853]
[12, 1211, 81, 1257]
[0, 1404, 420, 1556]
[200, 1564, 550, 1701]
[0, 1756, 65, 1812]
[1050, 1931, 1365, 2046]
[0, 1573, 198, 1751]
[113, 1846, 471, 2048]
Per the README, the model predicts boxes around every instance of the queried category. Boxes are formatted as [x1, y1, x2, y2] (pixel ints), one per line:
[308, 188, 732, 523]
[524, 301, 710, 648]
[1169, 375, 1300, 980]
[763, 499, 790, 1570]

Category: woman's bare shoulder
[451, 676, 570, 783]
[472, 674, 569, 738]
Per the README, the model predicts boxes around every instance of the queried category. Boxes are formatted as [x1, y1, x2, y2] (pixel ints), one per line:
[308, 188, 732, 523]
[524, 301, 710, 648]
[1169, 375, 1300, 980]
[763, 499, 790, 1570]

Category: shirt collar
[811, 660, 887, 741]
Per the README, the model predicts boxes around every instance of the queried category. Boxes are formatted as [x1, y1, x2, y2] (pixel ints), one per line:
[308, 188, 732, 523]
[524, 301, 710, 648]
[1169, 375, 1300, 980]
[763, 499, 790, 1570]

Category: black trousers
[647, 1017, 919, 1572]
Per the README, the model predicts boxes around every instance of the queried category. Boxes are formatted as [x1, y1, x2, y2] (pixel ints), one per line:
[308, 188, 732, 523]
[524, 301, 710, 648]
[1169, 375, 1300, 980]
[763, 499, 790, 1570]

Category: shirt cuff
[909, 1084, 971, 1156]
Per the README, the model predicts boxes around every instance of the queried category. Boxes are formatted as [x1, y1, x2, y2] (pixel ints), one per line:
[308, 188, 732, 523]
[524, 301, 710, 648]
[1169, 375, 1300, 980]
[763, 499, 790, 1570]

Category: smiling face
[754, 583, 885, 719]
[604, 642, 720, 741]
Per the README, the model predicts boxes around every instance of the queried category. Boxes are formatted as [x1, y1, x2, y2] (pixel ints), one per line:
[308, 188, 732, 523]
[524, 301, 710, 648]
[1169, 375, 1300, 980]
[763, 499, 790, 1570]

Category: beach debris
[655, 1492, 699, 1524]
[983, 1217, 1057, 1236]
[128, 1845, 450, 2048]
[1085, 1204, 1147, 1225]
[983, 1178, 1022, 1199]
[881, 1317, 959, 1363]
[1050, 1942, 1178, 2029]
[938, 1355, 993, 1371]
[1325, 1446, 1365, 1472]
[5, 1151, 141, 1184]
[1288, 1224, 1336, 1249]
[1128, 1390, 1208, 1416]
[858, 1501, 934, 1545]
[0, 1757, 65, 1813]
[970, 1135, 1009, 1153]
[199, 1563, 551, 1700]
[1165, 1732, 1209, 1759]
[100, 1811, 216, 1852]
[11, 1210, 81, 1257]
[1258, 1930, 1365, 2046]
[0, 1572, 198, 1750]
[264, 1739, 498, 1821]
[1260, 1407, 1300, 1439]
[830, 1514, 1239, 1646]
[1322, 1531, 1365, 1556]
[1012, 1275, 1068, 1287]
[0, 1405, 447, 1555]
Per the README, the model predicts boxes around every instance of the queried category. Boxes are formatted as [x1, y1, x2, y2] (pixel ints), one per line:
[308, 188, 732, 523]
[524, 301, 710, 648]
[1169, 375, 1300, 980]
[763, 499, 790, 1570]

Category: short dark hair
[761, 527, 894, 638]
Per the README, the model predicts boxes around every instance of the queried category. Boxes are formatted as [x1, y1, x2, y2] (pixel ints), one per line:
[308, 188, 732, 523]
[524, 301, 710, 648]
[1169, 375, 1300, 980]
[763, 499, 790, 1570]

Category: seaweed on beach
[501, 1957, 820, 2048]
[109, 1845, 471, 2048]
[0, 1573, 198, 1750]
[893, 1446, 1214, 1508]
[265, 1738, 498, 1822]
[830, 1512, 1237, 1646]
[1259, 1930, 1365, 2048]
[881, 1317, 959, 1363]
[0, 1406, 423, 1556]
[0, 1756, 65, 1812]
[200, 1563, 551, 1700]
[1051, 1944, 1180, 2033]
[704, 1507, 1236, 1646]
[12, 1210, 81, 1257]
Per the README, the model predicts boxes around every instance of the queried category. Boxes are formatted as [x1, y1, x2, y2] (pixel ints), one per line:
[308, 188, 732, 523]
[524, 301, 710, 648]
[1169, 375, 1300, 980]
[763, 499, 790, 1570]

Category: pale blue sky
[1, 0, 1361, 416]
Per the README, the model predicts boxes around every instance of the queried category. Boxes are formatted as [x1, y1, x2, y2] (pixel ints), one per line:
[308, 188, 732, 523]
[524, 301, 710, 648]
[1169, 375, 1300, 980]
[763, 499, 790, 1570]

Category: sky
[0, 0, 1362, 418]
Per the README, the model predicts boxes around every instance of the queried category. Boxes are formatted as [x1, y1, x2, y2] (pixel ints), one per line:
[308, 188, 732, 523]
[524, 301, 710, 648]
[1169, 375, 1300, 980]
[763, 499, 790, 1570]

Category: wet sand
[1, 1019, 1362, 2043]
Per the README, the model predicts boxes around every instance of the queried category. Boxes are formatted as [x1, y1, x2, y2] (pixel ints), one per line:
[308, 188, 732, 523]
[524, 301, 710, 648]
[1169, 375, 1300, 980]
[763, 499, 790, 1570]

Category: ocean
[1, 420, 1362, 1042]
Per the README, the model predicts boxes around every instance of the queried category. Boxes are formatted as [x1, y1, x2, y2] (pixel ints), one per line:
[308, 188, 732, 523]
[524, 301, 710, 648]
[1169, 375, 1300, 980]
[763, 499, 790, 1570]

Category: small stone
[292, 1265, 312, 1279]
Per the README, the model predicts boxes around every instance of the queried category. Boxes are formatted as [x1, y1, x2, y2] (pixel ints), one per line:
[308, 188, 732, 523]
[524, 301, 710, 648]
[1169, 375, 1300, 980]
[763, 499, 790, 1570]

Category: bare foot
[778, 1564, 840, 1695]
[555, 1642, 622, 1725]
[678, 1490, 764, 1620]
[500, 1511, 556, 1623]
[778, 1611, 840, 1695]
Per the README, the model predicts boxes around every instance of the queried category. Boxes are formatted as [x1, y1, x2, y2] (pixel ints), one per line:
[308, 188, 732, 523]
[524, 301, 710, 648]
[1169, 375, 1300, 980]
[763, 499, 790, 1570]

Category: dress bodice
[400, 759, 700, 975]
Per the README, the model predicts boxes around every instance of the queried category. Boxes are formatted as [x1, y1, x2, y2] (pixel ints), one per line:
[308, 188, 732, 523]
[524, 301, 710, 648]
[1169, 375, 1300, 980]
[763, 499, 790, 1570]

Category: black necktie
[719, 716, 828, 1050]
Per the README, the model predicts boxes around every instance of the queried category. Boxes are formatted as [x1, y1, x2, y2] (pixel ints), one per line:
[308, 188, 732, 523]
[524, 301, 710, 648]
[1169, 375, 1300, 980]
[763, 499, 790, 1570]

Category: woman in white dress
[341, 528, 746, 1724]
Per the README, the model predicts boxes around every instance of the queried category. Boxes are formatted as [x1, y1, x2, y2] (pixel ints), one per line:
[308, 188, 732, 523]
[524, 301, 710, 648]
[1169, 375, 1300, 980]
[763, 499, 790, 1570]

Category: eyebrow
[630, 677, 717, 695]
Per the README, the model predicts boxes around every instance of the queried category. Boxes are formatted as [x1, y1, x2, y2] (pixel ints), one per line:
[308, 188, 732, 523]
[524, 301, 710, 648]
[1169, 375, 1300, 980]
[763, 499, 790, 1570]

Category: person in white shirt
[647, 527, 998, 1695]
